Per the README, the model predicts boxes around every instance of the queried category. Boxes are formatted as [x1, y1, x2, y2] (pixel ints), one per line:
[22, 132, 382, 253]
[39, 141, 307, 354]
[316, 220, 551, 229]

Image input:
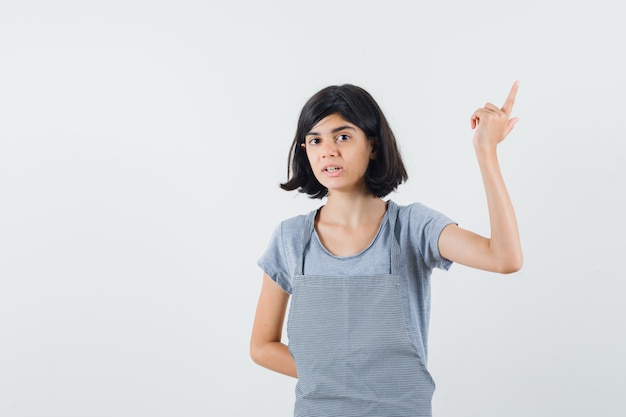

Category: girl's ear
[369, 137, 379, 160]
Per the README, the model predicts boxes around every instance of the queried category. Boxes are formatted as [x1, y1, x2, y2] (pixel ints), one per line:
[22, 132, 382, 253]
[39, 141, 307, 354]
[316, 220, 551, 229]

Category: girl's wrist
[473, 143, 498, 161]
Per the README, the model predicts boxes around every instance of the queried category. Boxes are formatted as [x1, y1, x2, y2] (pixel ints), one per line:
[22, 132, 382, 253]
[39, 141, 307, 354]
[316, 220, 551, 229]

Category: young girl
[250, 82, 523, 416]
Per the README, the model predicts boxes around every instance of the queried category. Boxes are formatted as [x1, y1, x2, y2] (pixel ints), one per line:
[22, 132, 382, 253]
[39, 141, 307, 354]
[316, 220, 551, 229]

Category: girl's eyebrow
[305, 125, 356, 137]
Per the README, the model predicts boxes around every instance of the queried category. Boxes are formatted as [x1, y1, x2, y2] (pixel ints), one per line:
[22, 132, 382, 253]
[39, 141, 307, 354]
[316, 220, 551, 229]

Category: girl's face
[302, 113, 375, 195]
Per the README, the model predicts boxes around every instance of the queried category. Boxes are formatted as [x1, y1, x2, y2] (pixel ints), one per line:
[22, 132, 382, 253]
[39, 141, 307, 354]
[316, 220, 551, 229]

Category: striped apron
[287, 202, 436, 416]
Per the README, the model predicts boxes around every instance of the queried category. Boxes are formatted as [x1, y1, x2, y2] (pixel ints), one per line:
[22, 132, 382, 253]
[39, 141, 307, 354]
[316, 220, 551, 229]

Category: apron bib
[287, 201, 436, 417]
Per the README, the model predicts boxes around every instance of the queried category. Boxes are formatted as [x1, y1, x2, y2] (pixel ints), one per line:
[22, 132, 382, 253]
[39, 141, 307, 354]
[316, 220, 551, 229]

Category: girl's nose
[321, 140, 338, 157]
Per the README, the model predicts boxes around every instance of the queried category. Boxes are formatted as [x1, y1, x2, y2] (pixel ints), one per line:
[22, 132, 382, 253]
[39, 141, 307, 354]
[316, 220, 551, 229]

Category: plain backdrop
[1, 1, 624, 416]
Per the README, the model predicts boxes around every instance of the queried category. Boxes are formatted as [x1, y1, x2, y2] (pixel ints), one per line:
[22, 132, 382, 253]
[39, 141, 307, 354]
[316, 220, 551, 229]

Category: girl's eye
[336, 134, 350, 142]
[308, 138, 320, 145]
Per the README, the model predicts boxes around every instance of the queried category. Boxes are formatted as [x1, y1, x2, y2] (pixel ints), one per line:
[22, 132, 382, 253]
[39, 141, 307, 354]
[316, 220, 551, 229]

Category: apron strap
[295, 208, 318, 276]
[387, 200, 401, 276]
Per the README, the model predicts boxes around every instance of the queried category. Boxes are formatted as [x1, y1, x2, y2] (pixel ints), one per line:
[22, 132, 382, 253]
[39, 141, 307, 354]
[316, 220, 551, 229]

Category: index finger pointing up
[501, 80, 520, 114]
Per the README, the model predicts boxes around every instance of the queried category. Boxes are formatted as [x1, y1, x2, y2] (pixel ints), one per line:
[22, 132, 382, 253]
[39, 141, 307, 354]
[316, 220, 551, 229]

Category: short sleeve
[422, 211, 455, 270]
[401, 202, 456, 271]
[257, 222, 295, 294]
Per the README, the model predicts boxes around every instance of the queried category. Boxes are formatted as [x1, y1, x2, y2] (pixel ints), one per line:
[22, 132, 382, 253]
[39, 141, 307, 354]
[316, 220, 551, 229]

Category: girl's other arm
[250, 273, 297, 378]
[438, 81, 523, 274]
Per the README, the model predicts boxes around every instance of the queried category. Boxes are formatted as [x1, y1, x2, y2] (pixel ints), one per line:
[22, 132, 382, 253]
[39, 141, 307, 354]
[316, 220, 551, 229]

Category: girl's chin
[324, 183, 370, 195]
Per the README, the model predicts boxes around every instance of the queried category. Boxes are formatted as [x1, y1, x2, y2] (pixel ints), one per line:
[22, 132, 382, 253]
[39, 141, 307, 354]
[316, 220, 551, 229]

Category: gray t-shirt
[257, 200, 455, 363]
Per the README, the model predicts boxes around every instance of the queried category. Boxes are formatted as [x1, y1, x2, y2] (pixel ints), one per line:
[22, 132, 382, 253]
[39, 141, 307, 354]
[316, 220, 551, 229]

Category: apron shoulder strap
[294, 207, 319, 276]
[386, 200, 401, 275]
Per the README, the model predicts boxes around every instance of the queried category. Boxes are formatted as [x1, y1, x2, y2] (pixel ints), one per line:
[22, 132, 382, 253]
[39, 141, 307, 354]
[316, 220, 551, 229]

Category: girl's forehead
[309, 113, 356, 133]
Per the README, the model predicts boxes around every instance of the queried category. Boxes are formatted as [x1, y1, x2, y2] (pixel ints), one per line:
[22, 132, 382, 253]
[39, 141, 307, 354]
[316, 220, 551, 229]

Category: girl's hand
[470, 81, 519, 151]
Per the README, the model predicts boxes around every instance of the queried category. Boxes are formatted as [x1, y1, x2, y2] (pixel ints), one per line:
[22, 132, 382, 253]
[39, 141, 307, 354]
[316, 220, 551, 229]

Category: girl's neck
[320, 191, 387, 227]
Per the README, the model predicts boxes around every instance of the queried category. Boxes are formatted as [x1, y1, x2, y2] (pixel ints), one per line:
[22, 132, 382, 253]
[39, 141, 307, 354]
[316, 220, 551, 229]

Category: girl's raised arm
[438, 81, 523, 274]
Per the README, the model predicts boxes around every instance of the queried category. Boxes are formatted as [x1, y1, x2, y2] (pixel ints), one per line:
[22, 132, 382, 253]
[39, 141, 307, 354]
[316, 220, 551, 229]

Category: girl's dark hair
[280, 84, 408, 199]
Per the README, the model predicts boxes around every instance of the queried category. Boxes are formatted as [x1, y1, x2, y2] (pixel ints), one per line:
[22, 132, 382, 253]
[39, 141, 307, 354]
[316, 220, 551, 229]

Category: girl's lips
[323, 167, 343, 177]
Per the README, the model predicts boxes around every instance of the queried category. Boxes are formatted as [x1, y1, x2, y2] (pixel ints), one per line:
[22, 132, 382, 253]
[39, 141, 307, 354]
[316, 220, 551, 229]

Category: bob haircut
[280, 84, 408, 199]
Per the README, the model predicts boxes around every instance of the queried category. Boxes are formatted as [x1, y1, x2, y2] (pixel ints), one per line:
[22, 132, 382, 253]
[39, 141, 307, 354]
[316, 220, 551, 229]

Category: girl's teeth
[326, 167, 339, 172]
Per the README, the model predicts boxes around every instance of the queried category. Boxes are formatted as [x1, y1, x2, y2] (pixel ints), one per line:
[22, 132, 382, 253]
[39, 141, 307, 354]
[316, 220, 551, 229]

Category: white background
[1, 1, 624, 416]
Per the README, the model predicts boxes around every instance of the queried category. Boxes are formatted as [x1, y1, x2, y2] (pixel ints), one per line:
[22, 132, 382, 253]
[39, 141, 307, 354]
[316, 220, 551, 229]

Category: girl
[250, 82, 523, 416]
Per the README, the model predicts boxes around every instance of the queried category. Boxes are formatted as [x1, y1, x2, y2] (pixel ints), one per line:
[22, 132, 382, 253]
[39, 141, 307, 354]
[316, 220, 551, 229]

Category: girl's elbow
[498, 253, 524, 274]
[499, 263, 522, 274]
[250, 339, 275, 367]
[250, 340, 263, 365]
